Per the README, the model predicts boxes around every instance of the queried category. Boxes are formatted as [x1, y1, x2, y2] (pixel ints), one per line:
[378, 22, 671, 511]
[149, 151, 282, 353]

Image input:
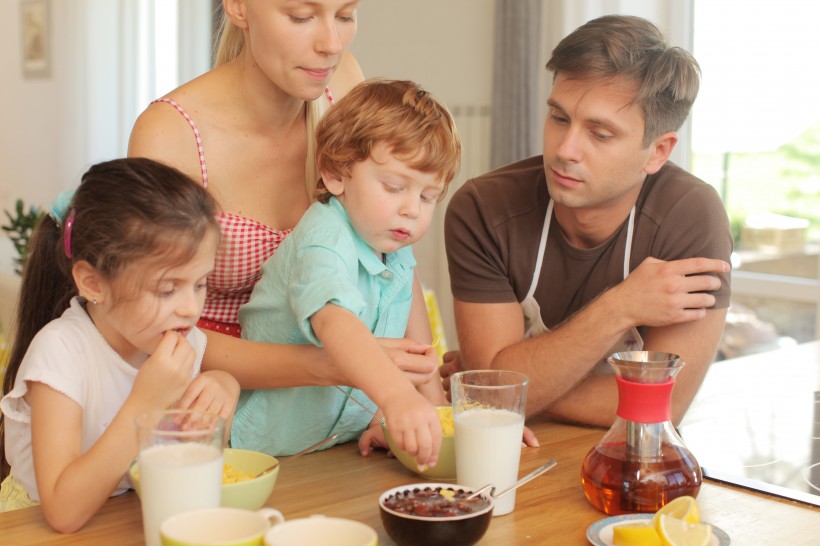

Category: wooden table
[3, 348, 819, 545]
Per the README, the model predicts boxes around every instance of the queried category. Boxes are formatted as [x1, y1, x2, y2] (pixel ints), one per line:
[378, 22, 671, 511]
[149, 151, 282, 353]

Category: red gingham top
[153, 91, 333, 337]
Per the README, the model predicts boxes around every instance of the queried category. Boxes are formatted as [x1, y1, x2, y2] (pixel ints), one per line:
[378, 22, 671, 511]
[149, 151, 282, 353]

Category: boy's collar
[325, 197, 416, 274]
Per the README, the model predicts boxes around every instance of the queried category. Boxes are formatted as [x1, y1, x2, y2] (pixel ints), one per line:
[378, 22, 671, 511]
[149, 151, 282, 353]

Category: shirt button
[380, 270, 393, 280]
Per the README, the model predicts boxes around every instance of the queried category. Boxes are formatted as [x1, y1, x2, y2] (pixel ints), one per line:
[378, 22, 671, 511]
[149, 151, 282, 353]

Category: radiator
[451, 104, 493, 185]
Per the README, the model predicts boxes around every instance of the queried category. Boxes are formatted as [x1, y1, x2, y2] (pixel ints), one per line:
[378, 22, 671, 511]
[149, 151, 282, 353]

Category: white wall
[1, 0, 70, 272]
[352, 0, 496, 347]
[0, 0, 126, 274]
[353, 0, 495, 107]
[0, 0, 211, 276]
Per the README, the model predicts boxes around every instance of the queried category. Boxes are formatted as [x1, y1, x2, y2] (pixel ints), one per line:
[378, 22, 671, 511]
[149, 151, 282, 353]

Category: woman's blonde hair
[214, 6, 328, 199]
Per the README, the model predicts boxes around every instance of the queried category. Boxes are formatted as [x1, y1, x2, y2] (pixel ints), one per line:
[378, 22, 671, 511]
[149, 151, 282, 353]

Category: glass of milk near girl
[451, 370, 528, 516]
[136, 410, 224, 546]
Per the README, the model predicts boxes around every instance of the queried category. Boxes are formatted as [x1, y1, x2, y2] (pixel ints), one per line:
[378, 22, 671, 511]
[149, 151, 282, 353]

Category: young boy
[235, 79, 462, 469]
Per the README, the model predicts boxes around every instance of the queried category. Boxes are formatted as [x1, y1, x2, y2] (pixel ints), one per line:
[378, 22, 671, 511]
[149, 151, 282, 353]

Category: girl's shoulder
[26, 304, 97, 360]
[2, 307, 98, 410]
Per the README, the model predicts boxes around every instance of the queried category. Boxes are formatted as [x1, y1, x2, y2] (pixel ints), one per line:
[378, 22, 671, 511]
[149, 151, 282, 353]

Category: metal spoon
[467, 458, 558, 500]
[334, 385, 386, 426]
[254, 433, 340, 478]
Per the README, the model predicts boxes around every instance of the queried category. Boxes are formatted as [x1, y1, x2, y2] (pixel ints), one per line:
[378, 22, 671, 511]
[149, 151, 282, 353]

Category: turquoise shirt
[234, 197, 416, 456]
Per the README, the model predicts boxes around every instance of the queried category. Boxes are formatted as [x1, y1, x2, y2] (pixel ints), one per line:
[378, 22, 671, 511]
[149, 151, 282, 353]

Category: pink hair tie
[63, 208, 76, 259]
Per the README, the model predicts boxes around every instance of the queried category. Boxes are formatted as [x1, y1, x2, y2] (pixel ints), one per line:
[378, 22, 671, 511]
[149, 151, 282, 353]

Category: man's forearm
[490, 288, 632, 416]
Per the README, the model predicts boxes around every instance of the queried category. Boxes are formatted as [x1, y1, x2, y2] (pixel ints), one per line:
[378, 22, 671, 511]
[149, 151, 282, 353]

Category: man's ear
[223, 0, 249, 30]
[72, 260, 108, 305]
[320, 170, 346, 197]
[644, 131, 678, 175]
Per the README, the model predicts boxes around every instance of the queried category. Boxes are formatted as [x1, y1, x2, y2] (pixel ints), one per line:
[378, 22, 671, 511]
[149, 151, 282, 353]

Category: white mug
[264, 515, 377, 546]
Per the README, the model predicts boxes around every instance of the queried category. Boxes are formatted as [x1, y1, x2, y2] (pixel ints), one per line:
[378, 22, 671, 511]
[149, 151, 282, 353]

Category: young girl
[0, 158, 239, 533]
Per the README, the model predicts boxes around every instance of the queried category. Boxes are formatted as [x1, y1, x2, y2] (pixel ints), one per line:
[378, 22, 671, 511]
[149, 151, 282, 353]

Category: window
[691, 0, 820, 357]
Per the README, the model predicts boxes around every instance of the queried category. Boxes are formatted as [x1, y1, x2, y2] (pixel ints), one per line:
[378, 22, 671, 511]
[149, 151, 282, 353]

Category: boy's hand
[381, 389, 442, 468]
[358, 420, 389, 457]
[522, 425, 540, 447]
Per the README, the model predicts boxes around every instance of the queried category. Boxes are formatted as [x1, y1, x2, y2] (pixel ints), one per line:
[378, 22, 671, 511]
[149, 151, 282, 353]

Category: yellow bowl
[130, 447, 279, 510]
[381, 406, 456, 480]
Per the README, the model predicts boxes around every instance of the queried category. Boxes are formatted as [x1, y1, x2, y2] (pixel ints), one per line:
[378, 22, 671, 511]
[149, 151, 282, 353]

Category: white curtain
[82, 0, 212, 161]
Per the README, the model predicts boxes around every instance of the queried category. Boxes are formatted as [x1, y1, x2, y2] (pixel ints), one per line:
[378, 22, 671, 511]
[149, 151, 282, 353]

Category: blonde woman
[129, 1, 439, 397]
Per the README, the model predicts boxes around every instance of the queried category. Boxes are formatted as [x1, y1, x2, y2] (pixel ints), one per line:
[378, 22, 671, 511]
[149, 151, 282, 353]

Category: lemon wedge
[652, 496, 700, 526]
[439, 488, 456, 501]
[655, 514, 713, 546]
[612, 521, 662, 546]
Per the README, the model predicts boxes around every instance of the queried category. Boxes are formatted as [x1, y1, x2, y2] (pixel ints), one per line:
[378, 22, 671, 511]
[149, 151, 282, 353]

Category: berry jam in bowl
[378, 483, 493, 546]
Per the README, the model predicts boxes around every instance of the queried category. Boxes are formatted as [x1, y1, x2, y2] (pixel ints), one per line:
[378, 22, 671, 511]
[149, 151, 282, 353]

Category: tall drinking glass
[136, 410, 224, 546]
[451, 370, 528, 516]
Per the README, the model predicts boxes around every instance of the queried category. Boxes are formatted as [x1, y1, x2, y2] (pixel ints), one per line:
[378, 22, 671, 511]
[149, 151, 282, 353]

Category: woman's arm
[201, 332, 340, 387]
[201, 330, 440, 389]
[127, 101, 204, 184]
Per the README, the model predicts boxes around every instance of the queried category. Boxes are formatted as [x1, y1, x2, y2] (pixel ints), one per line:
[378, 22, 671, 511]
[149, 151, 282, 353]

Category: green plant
[2, 199, 44, 276]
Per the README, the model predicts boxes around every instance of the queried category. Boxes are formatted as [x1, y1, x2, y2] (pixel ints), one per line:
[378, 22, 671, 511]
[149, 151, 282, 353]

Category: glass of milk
[451, 370, 528, 516]
[135, 410, 225, 546]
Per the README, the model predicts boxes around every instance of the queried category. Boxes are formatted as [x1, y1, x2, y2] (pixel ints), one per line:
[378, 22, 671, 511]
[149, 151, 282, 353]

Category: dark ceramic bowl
[378, 483, 493, 546]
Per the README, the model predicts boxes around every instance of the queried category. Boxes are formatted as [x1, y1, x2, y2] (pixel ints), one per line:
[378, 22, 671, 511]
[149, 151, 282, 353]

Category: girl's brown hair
[0, 158, 219, 480]
[314, 79, 462, 203]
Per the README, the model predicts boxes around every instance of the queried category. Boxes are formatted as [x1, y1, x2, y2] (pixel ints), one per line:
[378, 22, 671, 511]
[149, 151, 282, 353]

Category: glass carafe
[581, 351, 702, 515]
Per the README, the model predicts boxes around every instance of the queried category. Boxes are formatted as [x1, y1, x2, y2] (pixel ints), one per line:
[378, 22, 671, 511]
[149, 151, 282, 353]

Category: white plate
[586, 513, 731, 545]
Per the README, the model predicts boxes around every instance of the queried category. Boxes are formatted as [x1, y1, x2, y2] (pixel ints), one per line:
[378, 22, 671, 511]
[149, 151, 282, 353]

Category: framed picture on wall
[21, 0, 50, 78]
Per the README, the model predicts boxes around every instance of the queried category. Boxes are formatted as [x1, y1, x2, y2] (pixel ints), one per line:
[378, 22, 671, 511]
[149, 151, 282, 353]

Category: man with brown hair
[444, 15, 732, 428]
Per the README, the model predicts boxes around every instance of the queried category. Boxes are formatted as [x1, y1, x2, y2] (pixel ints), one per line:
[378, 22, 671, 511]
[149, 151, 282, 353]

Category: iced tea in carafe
[581, 351, 702, 514]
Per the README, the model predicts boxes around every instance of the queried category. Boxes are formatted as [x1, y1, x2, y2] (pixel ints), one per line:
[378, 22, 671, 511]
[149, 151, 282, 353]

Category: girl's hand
[175, 370, 240, 421]
[131, 331, 196, 411]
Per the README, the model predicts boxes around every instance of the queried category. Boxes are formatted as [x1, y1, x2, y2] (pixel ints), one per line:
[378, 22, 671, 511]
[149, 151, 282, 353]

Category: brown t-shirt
[445, 156, 732, 331]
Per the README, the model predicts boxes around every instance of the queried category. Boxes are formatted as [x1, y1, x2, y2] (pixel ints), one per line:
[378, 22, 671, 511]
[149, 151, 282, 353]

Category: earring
[92, 298, 97, 306]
